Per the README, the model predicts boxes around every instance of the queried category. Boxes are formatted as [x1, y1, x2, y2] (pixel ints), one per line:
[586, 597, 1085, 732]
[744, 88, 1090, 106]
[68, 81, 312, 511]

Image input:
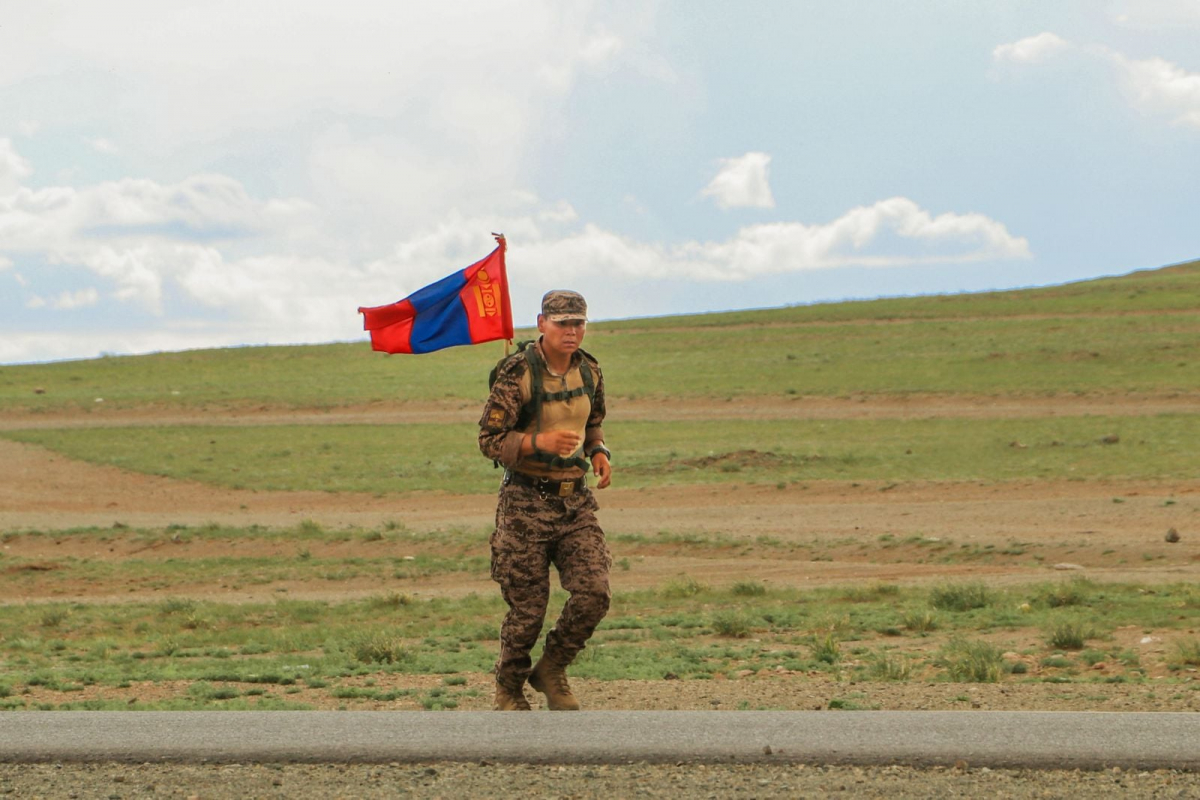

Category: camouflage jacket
[478, 339, 606, 479]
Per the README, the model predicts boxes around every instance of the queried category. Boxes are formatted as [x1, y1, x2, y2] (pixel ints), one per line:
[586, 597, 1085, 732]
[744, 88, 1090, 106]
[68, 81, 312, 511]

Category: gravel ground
[3, 761, 1200, 799]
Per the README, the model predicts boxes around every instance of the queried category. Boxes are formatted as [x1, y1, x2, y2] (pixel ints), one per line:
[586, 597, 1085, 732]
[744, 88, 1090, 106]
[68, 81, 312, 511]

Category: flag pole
[493, 231, 513, 357]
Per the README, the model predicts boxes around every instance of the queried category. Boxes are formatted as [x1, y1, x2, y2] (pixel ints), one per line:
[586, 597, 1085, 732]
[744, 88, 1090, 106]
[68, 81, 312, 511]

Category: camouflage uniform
[479, 334, 610, 696]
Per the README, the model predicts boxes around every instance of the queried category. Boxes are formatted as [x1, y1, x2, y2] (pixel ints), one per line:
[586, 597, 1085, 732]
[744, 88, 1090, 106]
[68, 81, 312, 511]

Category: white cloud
[0, 138, 33, 194]
[18, 121, 41, 137]
[0, 140, 317, 313]
[518, 197, 1029, 284]
[90, 138, 119, 155]
[1, 3, 665, 240]
[994, 33, 1200, 130]
[38, 288, 100, 310]
[0, 327, 288, 365]
[992, 32, 1070, 65]
[540, 28, 625, 90]
[2, 133, 1030, 360]
[0, 191, 1031, 363]
[701, 152, 776, 210]
[1, 174, 312, 250]
[0, 112, 1029, 365]
[1111, 53, 1200, 129]
[1111, 0, 1200, 29]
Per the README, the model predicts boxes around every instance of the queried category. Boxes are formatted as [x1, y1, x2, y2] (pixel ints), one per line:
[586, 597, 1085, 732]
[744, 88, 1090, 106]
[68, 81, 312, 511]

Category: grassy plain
[3, 545, 1197, 711]
[0, 260, 1198, 710]
[3, 414, 1197, 494]
[1, 259, 1198, 412]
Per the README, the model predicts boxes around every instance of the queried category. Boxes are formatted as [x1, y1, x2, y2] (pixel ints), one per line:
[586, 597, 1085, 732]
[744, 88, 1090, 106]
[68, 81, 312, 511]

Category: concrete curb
[1, 711, 1198, 770]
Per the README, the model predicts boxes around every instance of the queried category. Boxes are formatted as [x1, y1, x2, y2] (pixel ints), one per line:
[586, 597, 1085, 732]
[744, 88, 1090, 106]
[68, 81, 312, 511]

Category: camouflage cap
[541, 290, 588, 322]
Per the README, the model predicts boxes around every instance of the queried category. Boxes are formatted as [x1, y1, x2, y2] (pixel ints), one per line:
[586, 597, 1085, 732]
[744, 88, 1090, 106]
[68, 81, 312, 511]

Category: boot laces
[548, 666, 571, 694]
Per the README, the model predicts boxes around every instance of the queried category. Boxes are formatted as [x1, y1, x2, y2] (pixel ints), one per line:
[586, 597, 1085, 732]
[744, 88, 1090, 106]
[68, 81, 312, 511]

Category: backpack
[488, 340, 595, 470]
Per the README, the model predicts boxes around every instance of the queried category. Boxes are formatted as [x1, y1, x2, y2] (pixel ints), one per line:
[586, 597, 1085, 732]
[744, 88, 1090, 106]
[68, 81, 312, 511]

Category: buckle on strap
[503, 470, 584, 498]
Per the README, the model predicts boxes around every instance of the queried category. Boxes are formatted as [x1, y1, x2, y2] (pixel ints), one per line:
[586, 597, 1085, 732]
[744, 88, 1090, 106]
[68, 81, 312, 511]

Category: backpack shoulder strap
[577, 349, 596, 403]
[519, 344, 543, 431]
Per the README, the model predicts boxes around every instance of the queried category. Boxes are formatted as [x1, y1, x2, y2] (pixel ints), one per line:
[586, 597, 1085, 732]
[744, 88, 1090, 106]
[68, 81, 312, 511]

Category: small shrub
[39, 607, 70, 628]
[844, 583, 900, 602]
[868, 651, 914, 681]
[181, 612, 210, 631]
[930, 582, 992, 612]
[1172, 638, 1200, 667]
[811, 632, 841, 664]
[159, 597, 197, 615]
[731, 581, 767, 597]
[902, 607, 939, 633]
[1041, 655, 1073, 668]
[1115, 649, 1141, 668]
[712, 612, 752, 638]
[188, 682, 240, 701]
[368, 591, 413, 609]
[661, 575, 705, 599]
[350, 634, 410, 665]
[1047, 621, 1092, 650]
[1037, 578, 1094, 608]
[941, 638, 1004, 683]
[420, 694, 458, 710]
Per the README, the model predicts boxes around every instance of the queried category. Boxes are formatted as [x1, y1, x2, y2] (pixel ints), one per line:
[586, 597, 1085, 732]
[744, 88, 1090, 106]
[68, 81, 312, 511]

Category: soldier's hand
[536, 430, 582, 458]
[591, 452, 611, 489]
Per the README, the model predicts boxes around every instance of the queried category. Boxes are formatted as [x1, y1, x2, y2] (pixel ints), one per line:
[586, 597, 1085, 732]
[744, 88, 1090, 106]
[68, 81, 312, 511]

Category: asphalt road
[1, 711, 1197, 770]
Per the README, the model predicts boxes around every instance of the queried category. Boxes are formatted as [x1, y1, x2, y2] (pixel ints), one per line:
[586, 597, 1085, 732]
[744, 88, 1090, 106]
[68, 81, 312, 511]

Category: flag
[358, 241, 514, 354]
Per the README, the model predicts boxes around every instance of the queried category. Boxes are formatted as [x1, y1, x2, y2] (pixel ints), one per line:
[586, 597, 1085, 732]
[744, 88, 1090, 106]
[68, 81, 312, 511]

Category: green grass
[1046, 620, 1093, 650]
[4, 579, 1195, 708]
[939, 638, 1005, 683]
[930, 582, 993, 613]
[4, 412, 1197, 494]
[1170, 639, 1200, 668]
[2, 260, 1198, 496]
[2, 260, 1199, 411]
[0, 523, 490, 598]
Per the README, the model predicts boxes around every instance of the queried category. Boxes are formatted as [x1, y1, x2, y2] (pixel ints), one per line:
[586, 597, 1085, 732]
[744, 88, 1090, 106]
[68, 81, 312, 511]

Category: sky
[2, 1, 1199, 365]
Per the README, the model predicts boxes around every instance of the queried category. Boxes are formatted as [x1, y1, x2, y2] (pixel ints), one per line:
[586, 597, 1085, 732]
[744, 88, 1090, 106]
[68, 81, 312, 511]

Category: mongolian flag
[358, 239, 514, 354]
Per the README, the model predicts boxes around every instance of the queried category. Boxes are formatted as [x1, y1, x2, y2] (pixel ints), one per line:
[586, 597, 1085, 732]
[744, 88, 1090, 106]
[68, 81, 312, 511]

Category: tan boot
[529, 658, 581, 711]
[493, 681, 531, 711]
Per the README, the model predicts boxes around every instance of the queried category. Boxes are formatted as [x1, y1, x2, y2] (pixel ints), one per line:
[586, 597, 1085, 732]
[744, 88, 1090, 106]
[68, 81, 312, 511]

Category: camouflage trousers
[489, 482, 611, 690]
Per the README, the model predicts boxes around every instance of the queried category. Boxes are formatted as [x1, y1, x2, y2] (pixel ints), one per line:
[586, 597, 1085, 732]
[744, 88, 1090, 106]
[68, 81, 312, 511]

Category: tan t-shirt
[512, 357, 592, 479]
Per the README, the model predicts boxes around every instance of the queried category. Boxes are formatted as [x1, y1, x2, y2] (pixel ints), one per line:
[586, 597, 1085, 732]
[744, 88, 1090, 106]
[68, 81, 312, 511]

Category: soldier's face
[538, 316, 586, 358]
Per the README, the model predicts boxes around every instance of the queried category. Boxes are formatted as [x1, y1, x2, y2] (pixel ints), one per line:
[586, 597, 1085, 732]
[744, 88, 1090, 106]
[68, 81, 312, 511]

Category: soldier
[478, 289, 613, 711]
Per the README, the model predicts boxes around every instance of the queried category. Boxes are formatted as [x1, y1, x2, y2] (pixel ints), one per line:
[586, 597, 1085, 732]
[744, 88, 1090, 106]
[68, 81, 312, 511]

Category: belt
[504, 470, 586, 498]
